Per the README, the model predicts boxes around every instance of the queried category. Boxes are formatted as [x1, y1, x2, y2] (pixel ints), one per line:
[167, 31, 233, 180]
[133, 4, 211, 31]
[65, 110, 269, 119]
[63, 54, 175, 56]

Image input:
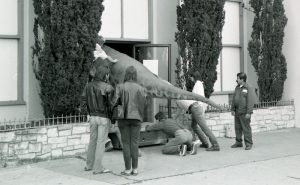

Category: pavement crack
[287, 176, 300, 181]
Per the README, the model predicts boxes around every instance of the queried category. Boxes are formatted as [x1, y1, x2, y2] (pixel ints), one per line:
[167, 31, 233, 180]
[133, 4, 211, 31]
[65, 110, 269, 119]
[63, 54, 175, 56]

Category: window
[100, 0, 149, 40]
[214, 0, 242, 92]
[0, 0, 24, 105]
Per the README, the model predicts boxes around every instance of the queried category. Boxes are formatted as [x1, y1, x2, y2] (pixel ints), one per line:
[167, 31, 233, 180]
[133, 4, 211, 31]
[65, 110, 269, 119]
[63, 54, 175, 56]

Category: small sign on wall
[143, 60, 158, 75]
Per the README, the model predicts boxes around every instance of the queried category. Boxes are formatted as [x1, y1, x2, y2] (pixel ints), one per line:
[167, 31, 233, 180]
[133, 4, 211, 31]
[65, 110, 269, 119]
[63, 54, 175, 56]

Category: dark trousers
[118, 119, 141, 170]
[234, 114, 253, 146]
[190, 103, 219, 146]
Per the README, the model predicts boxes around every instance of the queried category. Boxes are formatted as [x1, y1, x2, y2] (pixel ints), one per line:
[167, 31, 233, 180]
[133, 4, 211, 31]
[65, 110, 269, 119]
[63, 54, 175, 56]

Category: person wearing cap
[176, 71, 220, 151]
[145, 112, 197, 156]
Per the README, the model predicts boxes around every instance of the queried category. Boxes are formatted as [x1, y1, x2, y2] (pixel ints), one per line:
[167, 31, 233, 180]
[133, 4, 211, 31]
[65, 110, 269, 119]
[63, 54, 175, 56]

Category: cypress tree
[32, 0, 104, 117]
[175, 0, 225, 97]
[248, 0, 287, 101]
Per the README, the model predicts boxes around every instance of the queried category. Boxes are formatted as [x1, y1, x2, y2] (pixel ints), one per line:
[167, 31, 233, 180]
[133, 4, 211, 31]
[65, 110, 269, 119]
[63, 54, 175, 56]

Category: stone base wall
[175, 105, 295, 138]
[0, 124, 90, 165]
[0, 105, 295, 164]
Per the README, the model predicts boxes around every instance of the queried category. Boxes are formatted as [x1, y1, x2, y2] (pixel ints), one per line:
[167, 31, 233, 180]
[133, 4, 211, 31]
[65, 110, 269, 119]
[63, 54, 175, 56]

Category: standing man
[231, 72, 255, 150]
[80, 66, 114, 174]
[145, 112, 197, 156]
[177, 71, 220, 151]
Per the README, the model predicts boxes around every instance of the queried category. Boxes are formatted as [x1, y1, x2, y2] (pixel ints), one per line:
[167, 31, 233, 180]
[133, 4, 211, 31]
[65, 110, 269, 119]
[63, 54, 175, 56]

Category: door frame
[133, 44, 172, 118]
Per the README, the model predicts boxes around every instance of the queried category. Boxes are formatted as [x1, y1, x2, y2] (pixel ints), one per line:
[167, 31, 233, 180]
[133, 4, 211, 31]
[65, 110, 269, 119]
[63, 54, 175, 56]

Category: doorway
[105, 42, 172, 121]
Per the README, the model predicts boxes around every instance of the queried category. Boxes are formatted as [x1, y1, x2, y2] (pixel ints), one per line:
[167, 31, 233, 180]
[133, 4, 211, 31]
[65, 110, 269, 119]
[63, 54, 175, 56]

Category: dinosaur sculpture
[98, 46, 221, 110]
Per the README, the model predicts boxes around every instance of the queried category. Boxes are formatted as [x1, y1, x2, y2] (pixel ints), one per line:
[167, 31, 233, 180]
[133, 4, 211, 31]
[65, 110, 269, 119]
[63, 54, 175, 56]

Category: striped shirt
[146, 119, 185, 137]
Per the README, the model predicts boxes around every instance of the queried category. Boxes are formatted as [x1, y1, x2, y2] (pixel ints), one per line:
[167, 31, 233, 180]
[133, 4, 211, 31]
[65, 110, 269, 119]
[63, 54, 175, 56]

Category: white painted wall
[151, 0, 179, 84]
[27, 0, 43, 119]
[0, 0, 43, 121]
[243, 0, 258, 94]
[282, 0, 300, 127]
[0, 1, 29, 121]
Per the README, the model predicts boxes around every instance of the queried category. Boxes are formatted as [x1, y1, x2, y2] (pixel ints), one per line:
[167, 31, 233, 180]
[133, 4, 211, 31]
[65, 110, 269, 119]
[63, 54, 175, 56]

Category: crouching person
[145, 112, 197, 156]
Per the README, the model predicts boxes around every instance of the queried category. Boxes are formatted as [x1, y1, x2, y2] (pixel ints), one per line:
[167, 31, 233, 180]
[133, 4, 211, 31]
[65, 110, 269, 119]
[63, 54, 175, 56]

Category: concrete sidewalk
[1, 128, 300, 185]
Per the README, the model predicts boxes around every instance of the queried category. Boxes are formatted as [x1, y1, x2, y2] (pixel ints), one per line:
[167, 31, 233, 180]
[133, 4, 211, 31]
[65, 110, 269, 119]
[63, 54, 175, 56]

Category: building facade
[0, 0, 299, 127]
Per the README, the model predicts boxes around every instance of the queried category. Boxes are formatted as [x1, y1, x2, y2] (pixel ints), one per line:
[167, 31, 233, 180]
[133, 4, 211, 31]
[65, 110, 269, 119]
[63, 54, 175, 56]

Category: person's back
[112, 66, 147, 176]
[147, 118, 184, 138]
[82, 66, 114, 174]
[116, 81, 147, 121]
[85, 81, 113, 117]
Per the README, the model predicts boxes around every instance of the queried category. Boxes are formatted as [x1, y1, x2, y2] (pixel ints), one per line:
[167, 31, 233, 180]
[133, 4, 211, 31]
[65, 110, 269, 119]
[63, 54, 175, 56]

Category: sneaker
[231, 142, 243, 148]
[199, 143, 209, 148]
[84, 166, 92, 171]
[194, 139, 201, 145]
[179, 144, 187, 156]
[131, 169, 138, 176]
[105, 141, 113, 152]
[206, 145, 220, 151]
[187, 142, 198, 155]
[93, 168, 111, 175]
[245, 145, 252, 150]
[121, 170, 131, 176]
[112, 59, 118, 63]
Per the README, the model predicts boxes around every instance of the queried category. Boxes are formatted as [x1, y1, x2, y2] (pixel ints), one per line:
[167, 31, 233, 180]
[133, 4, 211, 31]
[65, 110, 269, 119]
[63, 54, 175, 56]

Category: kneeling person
[145, 112, 197, 156]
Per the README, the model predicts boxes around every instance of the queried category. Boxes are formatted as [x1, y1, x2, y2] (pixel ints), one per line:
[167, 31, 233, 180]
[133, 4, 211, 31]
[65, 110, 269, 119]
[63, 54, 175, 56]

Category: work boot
[199, 143, 209, 148]
[206, 145, 220, 151]
[245, 145, 252, 150]
[105, 141, 113, 152]
[231, 142, 243, 148]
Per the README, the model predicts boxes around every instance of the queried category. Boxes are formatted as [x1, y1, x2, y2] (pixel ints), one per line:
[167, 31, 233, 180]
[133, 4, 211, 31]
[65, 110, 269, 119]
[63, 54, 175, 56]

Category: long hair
[94, 65, 109, 82]
[124, 66, 137, 83]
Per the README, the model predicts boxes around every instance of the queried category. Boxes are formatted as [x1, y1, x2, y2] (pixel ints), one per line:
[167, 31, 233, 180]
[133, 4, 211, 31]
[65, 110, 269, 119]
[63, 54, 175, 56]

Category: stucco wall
[26, 0, 44, 119]
[0, 0, 43, 121]
[282, 0, 300, 128]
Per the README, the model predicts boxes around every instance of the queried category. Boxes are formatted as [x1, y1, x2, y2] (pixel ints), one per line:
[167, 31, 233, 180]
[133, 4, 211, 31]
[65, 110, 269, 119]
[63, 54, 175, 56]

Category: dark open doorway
[105, 42, 135, 57]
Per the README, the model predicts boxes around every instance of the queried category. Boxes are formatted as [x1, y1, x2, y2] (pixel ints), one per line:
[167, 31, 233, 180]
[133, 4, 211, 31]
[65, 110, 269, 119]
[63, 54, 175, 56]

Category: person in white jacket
[176, 71, 220, 151]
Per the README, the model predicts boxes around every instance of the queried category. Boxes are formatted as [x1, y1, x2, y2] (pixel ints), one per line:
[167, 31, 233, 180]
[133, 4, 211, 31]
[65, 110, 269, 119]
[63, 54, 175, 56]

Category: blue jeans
[118, 119, 141, 170]
[190, 103, 219, 146]
[162, 129, 193, 154]
[86, 116, 110, 172]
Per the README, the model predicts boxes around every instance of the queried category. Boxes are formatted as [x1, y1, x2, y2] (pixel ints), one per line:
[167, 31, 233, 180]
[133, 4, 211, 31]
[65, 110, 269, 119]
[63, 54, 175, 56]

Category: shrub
[32, 0, 104, 117]
[248, 0, 288, 101]
[175, 0, 225, 97]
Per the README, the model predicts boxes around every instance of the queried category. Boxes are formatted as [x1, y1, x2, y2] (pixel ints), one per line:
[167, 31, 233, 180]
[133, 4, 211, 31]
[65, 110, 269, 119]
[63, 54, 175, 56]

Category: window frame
[101, 0, 151, 42]
[0, 0, 25, 106]
[213, 0, 244, 94]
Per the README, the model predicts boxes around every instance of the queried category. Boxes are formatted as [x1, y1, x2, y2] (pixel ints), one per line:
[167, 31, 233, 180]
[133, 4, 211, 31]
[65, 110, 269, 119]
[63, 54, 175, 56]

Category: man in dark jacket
[81, 65, 114, 174]
[145, 112, 197, 156]
[231, 72, 255, 150]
